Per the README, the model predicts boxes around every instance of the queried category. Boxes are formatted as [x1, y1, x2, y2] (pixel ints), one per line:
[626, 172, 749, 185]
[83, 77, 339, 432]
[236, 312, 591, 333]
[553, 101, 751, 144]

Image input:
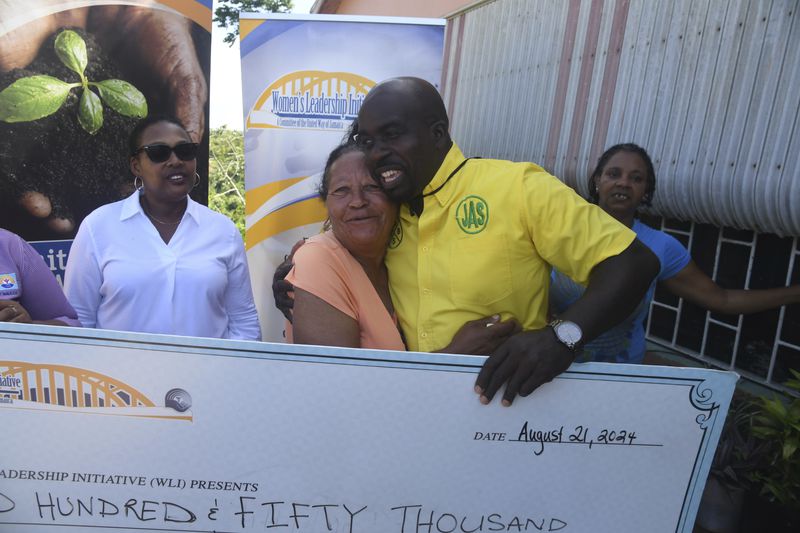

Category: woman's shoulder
[0, 228, 25, 258]
[189, 199, 224, 220]
[633, 220, 683, 249]
[633, 220, 690, 268]
[189, 200, 240, 234]
[0, 228, 22, 245]
[293, 233, 362, 279]
[81, 196, 130, 227]
[305, 232, 339, 248]
[295, 232, 344, 261]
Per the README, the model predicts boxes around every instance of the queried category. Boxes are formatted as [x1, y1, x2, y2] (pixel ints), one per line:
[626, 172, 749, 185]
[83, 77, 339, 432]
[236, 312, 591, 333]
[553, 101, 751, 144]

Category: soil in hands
[0, 28, 137, 241]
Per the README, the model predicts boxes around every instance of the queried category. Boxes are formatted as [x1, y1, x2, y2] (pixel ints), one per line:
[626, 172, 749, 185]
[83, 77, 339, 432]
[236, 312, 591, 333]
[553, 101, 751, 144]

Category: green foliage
[0, 30, 147, 133]
[0, 75, 72, 122]
[711, 372, 800, 511]
[78, 88, 103, 134]
[54, 29, 87, 77]
[213, 0, 293, 45]
[710, 395, 765, 493]
[95, 79, 147, 117]
[747, 369, 800, 509]
[209, 127, 246, 239]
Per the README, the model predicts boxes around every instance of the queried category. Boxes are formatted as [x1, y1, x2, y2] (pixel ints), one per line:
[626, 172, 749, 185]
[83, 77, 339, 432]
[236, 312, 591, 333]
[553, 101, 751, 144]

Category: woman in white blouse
[65, 116, 261, 340]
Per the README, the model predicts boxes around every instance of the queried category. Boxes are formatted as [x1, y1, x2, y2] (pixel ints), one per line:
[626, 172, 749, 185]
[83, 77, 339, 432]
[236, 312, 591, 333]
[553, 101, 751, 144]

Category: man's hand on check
[474, 328, 576, 407]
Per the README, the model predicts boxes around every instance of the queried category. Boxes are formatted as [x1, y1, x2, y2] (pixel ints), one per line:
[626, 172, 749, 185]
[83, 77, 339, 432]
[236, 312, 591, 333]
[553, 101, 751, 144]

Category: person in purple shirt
[0, 228, 80, 326]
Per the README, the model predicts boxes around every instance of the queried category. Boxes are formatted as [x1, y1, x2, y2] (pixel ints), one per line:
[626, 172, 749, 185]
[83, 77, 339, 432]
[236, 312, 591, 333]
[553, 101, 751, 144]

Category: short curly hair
[587, 143, 656, 207]
[317, 143, 366, 199]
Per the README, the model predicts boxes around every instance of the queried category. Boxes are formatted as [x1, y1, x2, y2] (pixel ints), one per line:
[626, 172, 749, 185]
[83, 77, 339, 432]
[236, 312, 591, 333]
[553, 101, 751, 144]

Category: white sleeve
[63, 218, 103, 329]
[222, 226, 261, 341]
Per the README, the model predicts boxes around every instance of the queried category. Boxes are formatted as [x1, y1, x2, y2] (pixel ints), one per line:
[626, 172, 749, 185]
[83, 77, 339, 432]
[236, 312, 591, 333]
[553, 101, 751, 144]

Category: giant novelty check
[0, 323, 736, 532]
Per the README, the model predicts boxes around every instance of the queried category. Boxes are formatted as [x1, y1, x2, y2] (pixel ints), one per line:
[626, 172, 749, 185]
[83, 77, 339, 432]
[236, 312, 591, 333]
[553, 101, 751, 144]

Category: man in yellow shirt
[353, 77, 659, 406]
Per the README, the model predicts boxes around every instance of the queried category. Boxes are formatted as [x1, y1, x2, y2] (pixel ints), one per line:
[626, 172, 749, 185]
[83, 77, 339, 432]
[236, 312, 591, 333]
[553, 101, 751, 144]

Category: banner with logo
[239, 14, 446, 341]
[0, 323, 736, 532]
[0, 0, 212, 282]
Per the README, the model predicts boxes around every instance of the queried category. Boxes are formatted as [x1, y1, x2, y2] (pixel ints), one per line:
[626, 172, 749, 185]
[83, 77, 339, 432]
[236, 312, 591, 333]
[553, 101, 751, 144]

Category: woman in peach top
[287, 144, 404, 349]
[286, 143, 519, 351]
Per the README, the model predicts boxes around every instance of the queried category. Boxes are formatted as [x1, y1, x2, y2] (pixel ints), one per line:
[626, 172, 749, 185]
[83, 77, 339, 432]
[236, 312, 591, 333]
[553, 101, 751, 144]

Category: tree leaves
[213, 0, 293, 45]
[209, 127, 246, 238]
[0, 75, 73, 122]
[95, 79, 148, 118]
[747, 370, 800, 507]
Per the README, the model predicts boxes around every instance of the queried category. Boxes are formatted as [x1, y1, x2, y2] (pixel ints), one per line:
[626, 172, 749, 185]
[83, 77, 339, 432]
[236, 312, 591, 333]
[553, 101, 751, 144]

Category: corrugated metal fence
[442, 0, 800, 236]
[442, 0, 800, 392]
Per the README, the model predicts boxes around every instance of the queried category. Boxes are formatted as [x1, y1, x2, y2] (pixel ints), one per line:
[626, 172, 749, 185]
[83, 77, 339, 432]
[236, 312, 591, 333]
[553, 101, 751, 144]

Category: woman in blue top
[550, 143, 800, 363]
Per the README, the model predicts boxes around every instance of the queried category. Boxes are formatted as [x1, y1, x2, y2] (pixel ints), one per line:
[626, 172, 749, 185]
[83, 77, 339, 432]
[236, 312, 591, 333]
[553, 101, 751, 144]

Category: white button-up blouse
[64, 191, 261, 340]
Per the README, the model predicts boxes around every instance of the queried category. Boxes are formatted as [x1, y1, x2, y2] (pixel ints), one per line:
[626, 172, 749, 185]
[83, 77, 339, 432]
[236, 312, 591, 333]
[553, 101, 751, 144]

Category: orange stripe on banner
[246, 198, 326, 250]
[240, 18, 266, 41]
[245, 176, 309, 215]
[159, 0, 212, 31]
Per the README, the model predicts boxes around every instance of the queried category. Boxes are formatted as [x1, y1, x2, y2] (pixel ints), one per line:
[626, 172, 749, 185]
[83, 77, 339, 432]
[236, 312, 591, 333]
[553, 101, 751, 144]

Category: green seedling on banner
[0, 30, 147, 134]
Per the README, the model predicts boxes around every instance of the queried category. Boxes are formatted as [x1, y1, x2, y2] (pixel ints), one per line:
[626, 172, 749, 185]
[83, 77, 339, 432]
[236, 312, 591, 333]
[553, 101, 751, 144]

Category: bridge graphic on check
[0, 361, 191, 420]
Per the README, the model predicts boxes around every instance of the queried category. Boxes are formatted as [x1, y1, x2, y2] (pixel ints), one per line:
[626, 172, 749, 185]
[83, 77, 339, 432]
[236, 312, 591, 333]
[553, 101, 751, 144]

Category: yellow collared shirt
[385, 144, 636, 352]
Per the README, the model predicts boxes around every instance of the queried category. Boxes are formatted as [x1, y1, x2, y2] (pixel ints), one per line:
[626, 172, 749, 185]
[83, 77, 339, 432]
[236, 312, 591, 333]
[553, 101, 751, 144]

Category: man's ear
[430, 119, 450, 149]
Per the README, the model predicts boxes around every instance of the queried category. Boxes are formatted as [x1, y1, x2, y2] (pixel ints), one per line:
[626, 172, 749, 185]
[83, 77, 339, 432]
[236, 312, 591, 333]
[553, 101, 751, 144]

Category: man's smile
[380, 169, 402, 184]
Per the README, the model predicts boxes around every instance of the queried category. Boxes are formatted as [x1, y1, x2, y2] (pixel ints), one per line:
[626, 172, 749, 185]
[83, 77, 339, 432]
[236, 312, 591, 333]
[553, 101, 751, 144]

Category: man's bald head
[356, 77, 453, 202]
[362, 77, 450, 131]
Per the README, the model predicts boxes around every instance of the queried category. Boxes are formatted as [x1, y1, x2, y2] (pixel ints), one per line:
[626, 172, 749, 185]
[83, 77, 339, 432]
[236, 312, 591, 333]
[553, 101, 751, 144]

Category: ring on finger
[485, 322, 494, 328]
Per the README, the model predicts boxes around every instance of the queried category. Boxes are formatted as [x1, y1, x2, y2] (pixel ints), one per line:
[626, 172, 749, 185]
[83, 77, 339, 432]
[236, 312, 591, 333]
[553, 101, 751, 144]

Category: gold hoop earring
[193, 172, 201, 189]
[134, 176, 144, 191]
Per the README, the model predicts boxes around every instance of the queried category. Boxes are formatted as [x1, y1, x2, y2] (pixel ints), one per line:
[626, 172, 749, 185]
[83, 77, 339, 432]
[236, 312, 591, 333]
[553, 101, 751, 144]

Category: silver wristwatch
[548, 319, 583, 351]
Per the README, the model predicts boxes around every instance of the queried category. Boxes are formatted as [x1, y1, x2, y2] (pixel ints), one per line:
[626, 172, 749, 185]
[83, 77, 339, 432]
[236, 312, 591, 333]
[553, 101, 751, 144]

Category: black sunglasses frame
[134, 142, 199, 163]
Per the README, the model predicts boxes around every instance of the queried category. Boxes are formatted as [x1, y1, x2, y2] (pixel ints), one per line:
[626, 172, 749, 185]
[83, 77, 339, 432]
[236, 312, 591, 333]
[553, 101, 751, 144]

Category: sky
[209, 0, 316, 130]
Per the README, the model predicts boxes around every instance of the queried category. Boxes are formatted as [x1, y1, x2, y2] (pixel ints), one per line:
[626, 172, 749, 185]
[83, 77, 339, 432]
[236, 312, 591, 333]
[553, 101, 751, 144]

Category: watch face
[556, 322, 582, 345]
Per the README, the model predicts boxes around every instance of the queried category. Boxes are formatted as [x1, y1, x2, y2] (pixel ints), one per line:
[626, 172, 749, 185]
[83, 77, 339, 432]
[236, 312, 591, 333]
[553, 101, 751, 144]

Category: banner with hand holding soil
[0, 0, 211, 251]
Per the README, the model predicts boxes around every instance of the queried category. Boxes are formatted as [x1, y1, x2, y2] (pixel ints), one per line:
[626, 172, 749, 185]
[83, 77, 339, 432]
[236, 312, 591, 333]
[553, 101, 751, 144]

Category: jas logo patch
[389, 221, 403, 249]
[455, 195, 489, 234]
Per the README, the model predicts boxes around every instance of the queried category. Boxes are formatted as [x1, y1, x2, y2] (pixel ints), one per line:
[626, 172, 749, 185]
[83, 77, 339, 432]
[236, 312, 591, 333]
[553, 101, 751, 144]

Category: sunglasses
[134, 142, 199, 163]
